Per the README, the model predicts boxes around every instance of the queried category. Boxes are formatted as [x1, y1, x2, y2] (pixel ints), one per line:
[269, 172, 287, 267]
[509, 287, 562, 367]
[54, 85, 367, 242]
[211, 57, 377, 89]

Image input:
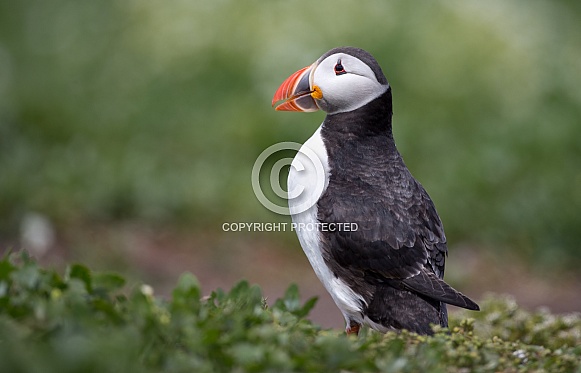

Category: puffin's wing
[318, 179, 447, 281]
[318, 180, 478, 310]
[401, 269, 480, 310]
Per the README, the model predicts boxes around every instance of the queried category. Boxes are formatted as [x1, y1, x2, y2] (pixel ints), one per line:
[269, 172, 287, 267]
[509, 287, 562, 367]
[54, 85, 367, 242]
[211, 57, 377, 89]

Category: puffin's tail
[402, 270, 480, 311]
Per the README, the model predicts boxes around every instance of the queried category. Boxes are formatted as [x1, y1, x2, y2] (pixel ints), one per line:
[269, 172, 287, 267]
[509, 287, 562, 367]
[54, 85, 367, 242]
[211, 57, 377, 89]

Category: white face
[312, 53, 389, 114]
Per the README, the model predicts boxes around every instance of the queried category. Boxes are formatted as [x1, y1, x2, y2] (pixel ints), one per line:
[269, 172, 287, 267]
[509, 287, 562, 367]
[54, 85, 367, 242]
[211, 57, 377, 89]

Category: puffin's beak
[272, 63, 321, 112]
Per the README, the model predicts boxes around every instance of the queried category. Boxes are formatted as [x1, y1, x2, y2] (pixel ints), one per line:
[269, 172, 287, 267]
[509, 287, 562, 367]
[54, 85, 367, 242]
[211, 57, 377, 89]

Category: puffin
[271, 47, 479, 336]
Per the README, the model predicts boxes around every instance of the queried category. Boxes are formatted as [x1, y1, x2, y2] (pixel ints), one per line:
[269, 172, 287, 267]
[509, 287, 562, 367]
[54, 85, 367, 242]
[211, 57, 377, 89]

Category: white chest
[288, 125, 365, 323]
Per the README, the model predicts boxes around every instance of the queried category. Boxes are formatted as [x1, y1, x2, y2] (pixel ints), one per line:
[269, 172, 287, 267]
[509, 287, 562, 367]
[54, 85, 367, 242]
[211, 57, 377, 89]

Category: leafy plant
[0, 252, 579, 372]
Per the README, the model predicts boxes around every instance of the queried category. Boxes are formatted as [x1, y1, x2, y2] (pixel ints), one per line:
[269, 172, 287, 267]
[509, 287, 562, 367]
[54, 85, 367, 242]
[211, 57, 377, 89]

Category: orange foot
[346, 322, 361, 336]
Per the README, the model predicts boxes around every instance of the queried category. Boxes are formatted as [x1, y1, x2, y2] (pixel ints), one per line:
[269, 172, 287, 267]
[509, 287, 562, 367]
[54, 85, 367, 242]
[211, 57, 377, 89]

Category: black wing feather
[318, 165, 447, 282]
[402, 270, 480, 310]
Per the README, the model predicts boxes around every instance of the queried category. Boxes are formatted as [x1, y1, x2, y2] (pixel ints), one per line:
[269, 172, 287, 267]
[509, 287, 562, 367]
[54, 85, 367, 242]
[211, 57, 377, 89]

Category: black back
[317, 89, 450, 331]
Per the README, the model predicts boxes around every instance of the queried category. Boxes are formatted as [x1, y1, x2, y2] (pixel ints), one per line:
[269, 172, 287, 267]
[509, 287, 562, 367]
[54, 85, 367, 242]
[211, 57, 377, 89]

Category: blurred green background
[1, 0, 580, 327]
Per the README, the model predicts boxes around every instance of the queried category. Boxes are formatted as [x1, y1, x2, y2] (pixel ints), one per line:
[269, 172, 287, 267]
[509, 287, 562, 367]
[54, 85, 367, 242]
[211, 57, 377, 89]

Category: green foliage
[0, 1, 580, 270]
[0, 253, 579, 372]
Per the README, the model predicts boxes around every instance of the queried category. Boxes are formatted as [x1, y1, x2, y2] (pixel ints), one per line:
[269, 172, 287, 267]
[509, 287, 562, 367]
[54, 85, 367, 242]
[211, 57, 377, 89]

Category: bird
[271, 47, 479, 336]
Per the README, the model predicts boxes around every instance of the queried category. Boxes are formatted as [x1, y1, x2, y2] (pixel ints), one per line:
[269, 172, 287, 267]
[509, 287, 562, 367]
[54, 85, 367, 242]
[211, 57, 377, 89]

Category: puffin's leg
[346, 320, 361, 336]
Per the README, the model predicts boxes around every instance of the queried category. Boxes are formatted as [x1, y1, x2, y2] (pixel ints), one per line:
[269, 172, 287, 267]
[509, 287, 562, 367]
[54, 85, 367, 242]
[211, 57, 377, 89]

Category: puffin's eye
[334, 60, 346, 76]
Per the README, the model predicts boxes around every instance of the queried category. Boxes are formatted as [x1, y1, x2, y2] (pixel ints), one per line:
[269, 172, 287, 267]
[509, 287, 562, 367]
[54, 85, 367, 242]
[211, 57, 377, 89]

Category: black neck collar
[323, 88, 393, 139]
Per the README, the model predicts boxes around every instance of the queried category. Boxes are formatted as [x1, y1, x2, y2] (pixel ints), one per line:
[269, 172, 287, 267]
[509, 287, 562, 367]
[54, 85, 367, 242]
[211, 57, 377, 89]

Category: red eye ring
[334, 59, 346, 76]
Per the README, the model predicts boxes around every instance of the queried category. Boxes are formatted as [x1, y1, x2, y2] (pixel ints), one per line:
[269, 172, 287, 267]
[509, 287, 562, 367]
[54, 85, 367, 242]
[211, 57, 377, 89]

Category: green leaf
[171, 272, 201, 312]
[273, 284, 317, 318]
[0, 257, 15, 281]
[297, 296, 318, 319]
[92, 272, 126, 292]
[66, 264, 93, 292]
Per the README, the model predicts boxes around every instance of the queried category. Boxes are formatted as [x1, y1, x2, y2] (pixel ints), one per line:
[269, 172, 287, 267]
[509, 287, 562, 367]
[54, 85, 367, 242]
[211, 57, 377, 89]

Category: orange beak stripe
[272, 65, 311, 109]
